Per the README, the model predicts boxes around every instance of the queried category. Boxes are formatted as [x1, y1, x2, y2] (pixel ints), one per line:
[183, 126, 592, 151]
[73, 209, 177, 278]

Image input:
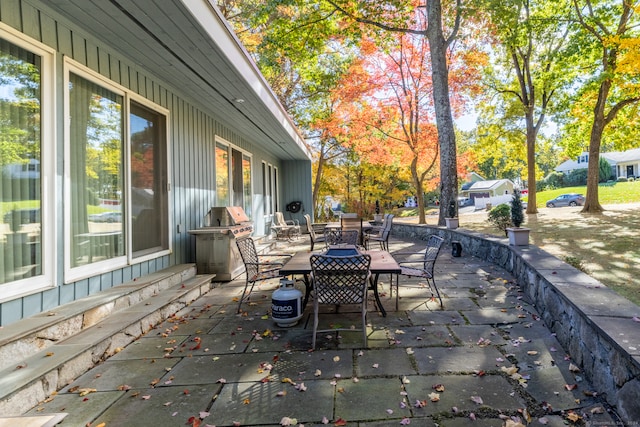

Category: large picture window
[68, 73, 125, 268]
[0, 38, 42, 285]
[65, 61, 169, 280]
[0, 28, 54, 299]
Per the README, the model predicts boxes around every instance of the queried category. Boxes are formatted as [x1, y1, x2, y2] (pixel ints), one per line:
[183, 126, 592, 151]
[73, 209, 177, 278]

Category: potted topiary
[445, 200, 459, 229]
[506, 190, 530, 246]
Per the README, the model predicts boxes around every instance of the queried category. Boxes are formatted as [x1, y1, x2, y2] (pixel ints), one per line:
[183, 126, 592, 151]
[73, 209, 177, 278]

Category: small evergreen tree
[511, 190, 525, 228]
[488, 204, 511, 236]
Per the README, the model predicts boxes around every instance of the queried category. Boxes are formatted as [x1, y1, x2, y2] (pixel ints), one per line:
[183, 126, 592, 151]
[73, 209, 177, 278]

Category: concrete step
[0, 265, 215, 416]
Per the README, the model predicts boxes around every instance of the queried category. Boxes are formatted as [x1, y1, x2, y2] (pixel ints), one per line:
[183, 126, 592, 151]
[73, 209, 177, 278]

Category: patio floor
[23, 235, 622, 426]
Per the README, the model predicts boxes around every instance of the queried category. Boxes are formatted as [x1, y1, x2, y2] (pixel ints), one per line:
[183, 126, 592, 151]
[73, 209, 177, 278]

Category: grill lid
[204, 206, 250, 227]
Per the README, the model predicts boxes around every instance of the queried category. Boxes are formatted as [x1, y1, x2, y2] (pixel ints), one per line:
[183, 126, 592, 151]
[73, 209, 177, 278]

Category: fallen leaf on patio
[295, 383, 307, 392]
[117, 384, 132, 391]
[565, 384, 578, 391]
[353, 377, 359, 383]
[386, 409, 393, 414]
[504, 420, 525, 427]
[45, 352, 54, 357]
[400, 418, 410, 425]
[428, 392, 440, 402]
[322, 416, 329, 424]
[141, 395, 151, 400]
[337, 387, 345, 393]
[469, 413, 476, 420]
[334, 418, 347, 426]
[163, 401, 172, 406]
[470, 395, 483, 404]
[78, 388, 97, 397]
[333, 356, 340, 362]
[372, 363, 379, 368]
[566, 411, 582, 422]
[406, 348, 414, 355]
[432, 384, 445, 392]
[569, 363, 580, 373]
[501, 366, 518, 375]
[276, 391, 287, 397]
[590, 406, 604, 414]
[280, 417, 298, 426]
[402, 376, 410, 384]
[632, 316, 640, 322]
[243, 398, 250, 404]
[95, 424, 106, 427]
[527, 351, 538, 355]
[414, 399, 427, 408]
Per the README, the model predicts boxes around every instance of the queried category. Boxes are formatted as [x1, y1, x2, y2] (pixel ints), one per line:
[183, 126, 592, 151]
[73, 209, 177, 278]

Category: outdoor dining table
[278, 247, 400, 317]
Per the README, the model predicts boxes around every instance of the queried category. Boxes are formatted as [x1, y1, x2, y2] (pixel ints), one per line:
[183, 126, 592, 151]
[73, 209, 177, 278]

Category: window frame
[63, 58, 171, 282]
[127, 93, 172, 263]
[214, 136, 252, 212]
[0, 23, 56, 302]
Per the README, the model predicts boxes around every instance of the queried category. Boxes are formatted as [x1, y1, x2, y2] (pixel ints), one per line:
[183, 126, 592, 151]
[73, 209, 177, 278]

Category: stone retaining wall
[392, 223, 640, 424]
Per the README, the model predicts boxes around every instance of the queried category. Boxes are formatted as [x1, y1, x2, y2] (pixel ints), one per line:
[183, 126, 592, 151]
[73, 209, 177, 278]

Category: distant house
[555, 148, 640, 179]
[461, 179, 516, 200]
[460, 172, 486, 191]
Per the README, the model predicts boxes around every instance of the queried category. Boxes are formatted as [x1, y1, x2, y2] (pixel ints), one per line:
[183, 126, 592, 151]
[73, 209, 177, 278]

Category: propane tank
[271, 278, 303, 327]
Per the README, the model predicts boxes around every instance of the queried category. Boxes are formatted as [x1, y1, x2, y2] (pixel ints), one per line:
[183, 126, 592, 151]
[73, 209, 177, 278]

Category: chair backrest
[422, 235, 444, 272]
[341, 216, 362, 240]
[324, 229, 359, 246]
[310, 253, 371, 304]
[236, 237, 259, 279]
[275, 212, 287, 227]
[303, 214, 316, 239]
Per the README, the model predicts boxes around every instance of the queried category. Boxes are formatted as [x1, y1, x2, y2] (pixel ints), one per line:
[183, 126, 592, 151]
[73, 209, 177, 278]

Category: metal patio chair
[323, 229, 360, 248]
[394, 235, 444, 310]
[235, 237, 292, 313]
[310, 253, 372, 349]
[271, 211, 300, 241]
[364, 213, 394, 251]
[304, 214, 326, 251]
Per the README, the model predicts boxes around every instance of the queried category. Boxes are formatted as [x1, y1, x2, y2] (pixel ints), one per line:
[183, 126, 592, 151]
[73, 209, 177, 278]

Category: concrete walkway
[24, 236, 623, 426]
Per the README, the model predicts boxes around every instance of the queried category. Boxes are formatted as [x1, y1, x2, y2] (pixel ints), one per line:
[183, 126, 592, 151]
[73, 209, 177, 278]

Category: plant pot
[373, 214, 383, 223]
[445, 217, 459, 229]
[506, 227, 530, 246]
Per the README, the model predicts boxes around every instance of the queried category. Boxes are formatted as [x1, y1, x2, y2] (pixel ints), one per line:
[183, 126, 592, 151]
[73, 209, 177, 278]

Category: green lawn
[532, 181, 640, 206]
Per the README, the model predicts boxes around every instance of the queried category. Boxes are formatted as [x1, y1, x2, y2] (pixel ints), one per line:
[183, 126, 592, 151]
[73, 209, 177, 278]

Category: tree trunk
[312, 153, 325, 219]
[525, 117, 538, 214]
[427, 0, 458, 226]
[582, 79, 610, 213]
[411, 157, 427, 224]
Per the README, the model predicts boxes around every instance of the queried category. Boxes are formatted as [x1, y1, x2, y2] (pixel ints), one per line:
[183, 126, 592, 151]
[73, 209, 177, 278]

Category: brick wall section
[392, 223, 640, 423]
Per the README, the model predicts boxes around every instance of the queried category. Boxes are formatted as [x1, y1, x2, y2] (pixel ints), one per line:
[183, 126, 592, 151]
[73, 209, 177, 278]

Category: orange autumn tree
[323, 24, 480, 223]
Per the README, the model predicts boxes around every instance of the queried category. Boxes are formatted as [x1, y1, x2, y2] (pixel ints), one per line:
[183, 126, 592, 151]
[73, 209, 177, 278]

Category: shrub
[617, 176, 628, 182]
[566, 168, 588, 186]
[488, 204, 511, 236]
[510, 190, 525, 228]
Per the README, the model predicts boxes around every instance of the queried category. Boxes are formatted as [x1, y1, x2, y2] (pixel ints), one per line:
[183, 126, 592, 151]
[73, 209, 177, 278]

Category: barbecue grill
[188, 206, 253, 280]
